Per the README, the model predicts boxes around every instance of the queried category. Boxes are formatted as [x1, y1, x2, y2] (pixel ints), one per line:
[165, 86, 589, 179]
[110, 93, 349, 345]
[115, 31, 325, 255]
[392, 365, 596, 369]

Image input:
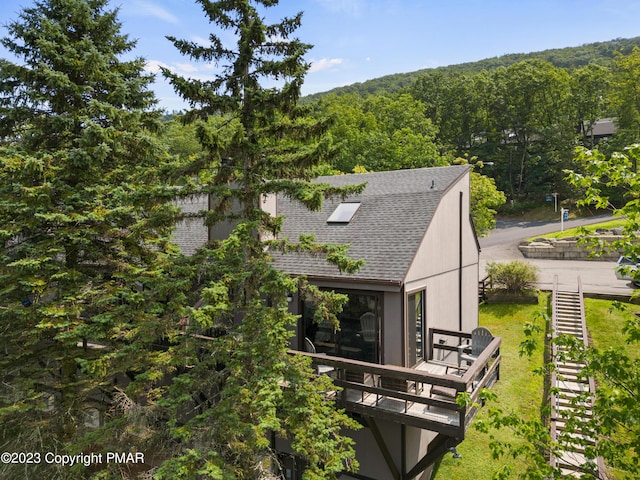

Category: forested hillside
[297, 45, 640, 210]
[165, 40, 640, 228]
[303, 36, 640, 100]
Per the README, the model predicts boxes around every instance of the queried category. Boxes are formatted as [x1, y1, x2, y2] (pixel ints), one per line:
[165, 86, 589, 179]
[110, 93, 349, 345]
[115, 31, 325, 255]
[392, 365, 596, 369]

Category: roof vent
[327, 202, 361, 224]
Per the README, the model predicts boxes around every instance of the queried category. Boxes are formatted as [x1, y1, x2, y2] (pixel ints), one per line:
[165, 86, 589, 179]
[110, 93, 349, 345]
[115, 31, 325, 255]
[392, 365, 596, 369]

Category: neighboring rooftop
[586, 118, 616, 137]
[272, 165, 470, 285]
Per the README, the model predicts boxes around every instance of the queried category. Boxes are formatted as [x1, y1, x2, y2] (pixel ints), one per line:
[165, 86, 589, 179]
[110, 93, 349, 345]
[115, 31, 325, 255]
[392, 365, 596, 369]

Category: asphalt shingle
[272, 165, 469, 284]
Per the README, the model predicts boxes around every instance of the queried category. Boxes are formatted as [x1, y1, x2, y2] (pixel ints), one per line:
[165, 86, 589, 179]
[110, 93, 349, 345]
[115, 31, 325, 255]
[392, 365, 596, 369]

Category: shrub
[486, 260, 539, 293]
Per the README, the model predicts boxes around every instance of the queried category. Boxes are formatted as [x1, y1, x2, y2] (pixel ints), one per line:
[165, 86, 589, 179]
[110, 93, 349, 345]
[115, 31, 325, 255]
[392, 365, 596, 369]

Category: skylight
[327, 202, 361, 224]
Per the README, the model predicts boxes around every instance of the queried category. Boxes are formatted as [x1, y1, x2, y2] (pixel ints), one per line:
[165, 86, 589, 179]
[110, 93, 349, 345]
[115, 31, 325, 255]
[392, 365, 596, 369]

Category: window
[303, 290, 381, 364]
[327, 202, 361, 223]
[278, 453, 306, 480]
[408, 290, 425, 366]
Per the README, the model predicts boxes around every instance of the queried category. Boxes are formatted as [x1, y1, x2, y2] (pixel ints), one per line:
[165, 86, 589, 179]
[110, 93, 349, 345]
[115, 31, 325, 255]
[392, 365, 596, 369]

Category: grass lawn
[432, 295, 638, 479]
[526, 219, 627, 241]
[585, 297, 640, 480]
[585, 297, 640, 360]
[432, 295, 549, 479]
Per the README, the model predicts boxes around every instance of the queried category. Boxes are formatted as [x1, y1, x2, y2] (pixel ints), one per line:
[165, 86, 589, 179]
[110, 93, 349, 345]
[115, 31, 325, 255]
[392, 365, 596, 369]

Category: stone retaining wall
[519, 235, 623, 260]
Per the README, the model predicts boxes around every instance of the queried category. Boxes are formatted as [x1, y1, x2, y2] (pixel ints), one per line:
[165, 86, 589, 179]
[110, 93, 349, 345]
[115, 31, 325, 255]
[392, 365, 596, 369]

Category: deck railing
[479, 275, 492, 303]
[291, 328, 501, 439]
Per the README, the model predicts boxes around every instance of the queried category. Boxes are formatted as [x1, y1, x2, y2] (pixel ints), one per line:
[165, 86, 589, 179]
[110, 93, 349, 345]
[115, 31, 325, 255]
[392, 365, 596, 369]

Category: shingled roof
[272, 165, 470, 285]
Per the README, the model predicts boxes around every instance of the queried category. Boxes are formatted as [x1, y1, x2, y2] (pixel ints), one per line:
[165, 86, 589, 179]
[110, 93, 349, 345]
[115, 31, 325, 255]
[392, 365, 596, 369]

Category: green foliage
[0, 0, 183, 478]
[486, 260, 539, 294]
[315, 92, 446, 173]
[407, 59, 580, 201]
[610, 47, 640, 144]
[470, 170, 506, 236]
[304, 36, 640, 101]
[571, 64, 613, 148]
[484, 60, 575, 199]
[567, 144, 640, 263]
[411, 72, 488, 152]
[156, 0, 362, 477]
[406, 56, 629, 202]
[162, 116, 205, 162]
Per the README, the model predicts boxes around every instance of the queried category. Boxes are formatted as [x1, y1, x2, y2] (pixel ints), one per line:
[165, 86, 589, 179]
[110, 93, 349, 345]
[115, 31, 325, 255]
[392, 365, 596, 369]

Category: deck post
[366, 417, 401, 480]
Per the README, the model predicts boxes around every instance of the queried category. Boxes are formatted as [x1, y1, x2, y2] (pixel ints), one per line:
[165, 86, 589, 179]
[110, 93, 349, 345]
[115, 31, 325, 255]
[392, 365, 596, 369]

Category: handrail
[550, 275, 559, 454]
[292, 351, 467, 390]
[549, 276, 605, 476]
[289, 327, 501, 438]
[460, 336, 501, 384]
[479, 275, 491, 302]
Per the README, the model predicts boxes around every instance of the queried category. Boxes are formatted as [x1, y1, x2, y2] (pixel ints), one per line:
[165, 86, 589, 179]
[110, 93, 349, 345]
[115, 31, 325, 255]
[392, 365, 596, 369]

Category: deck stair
[549, 277, 605, 478]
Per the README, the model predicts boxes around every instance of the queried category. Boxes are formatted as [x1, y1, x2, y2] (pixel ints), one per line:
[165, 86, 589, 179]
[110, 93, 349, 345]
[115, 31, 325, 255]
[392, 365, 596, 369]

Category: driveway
[479, 215, 636, 296]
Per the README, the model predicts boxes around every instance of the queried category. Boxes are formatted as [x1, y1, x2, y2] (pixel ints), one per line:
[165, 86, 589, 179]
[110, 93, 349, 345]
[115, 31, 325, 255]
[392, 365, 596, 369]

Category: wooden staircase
[549, 277, 605, 478]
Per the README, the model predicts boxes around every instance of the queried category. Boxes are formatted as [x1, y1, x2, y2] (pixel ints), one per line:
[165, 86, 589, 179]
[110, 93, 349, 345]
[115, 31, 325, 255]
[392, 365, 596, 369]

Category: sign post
[561, 208, 569, 232]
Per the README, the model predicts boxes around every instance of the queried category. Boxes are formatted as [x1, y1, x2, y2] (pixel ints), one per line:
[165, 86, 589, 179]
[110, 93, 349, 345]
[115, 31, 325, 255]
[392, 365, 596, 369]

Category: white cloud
[175, 62, 200, 73]
[309, 57, 344, 73]
[190, 35, 212, 47]
[129, 1, 179, 24]
[144, 60, 169, 74]
[145, 59, 221, 82]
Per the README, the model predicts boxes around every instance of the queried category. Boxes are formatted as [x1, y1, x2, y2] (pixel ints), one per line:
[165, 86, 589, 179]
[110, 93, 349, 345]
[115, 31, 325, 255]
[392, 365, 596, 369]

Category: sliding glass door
[302, 290, 381, 364]
[407, 290, 425, 366]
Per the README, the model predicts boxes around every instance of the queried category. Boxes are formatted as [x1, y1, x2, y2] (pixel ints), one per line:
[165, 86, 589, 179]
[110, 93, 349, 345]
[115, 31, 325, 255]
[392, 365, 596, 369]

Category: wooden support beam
[366, 416, 401, 480]
[405, 434, 461, 480]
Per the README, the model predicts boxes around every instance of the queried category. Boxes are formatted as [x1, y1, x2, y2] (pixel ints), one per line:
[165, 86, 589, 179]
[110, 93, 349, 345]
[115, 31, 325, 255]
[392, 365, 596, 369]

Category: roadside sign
[560, 208, 569, 232]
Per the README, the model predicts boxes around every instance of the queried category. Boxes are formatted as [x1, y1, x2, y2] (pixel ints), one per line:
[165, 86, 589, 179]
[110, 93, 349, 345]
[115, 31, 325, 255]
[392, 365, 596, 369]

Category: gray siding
[172, 195, 208, 257]
[404, 172, 479, 336]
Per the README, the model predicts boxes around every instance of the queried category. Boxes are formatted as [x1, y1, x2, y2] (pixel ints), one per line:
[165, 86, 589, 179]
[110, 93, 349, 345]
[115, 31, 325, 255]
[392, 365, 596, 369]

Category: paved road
[479, 215, 636, 297]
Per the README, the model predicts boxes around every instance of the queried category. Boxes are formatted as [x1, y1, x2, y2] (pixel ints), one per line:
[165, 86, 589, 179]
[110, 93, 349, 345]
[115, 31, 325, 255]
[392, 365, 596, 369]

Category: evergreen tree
[0, 1, 181, 477]
[157, 0, 362, 477]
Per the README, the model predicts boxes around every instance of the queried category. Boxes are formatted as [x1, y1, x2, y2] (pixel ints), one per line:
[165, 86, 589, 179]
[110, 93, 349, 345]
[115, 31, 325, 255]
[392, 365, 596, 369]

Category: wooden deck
[293, 328, 501, 439]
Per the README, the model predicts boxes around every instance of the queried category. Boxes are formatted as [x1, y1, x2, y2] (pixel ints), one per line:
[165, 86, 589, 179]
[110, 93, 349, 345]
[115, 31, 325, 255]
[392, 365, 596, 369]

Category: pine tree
[156, 0, 363, 477]
[0, 1, 182, 477]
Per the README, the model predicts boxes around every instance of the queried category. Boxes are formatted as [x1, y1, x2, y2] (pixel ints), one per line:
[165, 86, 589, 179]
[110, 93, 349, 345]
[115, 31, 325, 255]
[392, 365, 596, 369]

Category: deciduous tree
[316, 93, 445, 173]
[570, 64, 612, 148]
[610, 47, 640, 147]
[469, 170, 506, 237]
[485, 60, 574, 199]
[477, 145, 640, 479]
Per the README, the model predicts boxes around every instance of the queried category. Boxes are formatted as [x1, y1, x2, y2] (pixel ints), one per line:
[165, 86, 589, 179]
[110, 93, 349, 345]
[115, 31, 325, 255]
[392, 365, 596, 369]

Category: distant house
[582, 117, 616, 144]
[174, 165, 501, 480]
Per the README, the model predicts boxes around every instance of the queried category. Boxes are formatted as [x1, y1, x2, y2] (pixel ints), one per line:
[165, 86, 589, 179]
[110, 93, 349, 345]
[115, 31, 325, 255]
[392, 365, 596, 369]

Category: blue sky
[2, 0, 640, 112]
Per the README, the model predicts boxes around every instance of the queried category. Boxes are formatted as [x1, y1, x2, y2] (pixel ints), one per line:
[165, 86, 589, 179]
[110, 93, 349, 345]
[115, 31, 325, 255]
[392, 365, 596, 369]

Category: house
[173, 165, 501, 480]
[582, 117, 616, 144]
[271, 165, 500, 480]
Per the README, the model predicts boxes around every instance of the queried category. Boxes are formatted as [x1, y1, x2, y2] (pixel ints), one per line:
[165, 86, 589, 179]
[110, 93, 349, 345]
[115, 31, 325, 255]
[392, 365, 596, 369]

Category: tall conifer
[157, 0, 362, 477]
[0, 1, 182, 477]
